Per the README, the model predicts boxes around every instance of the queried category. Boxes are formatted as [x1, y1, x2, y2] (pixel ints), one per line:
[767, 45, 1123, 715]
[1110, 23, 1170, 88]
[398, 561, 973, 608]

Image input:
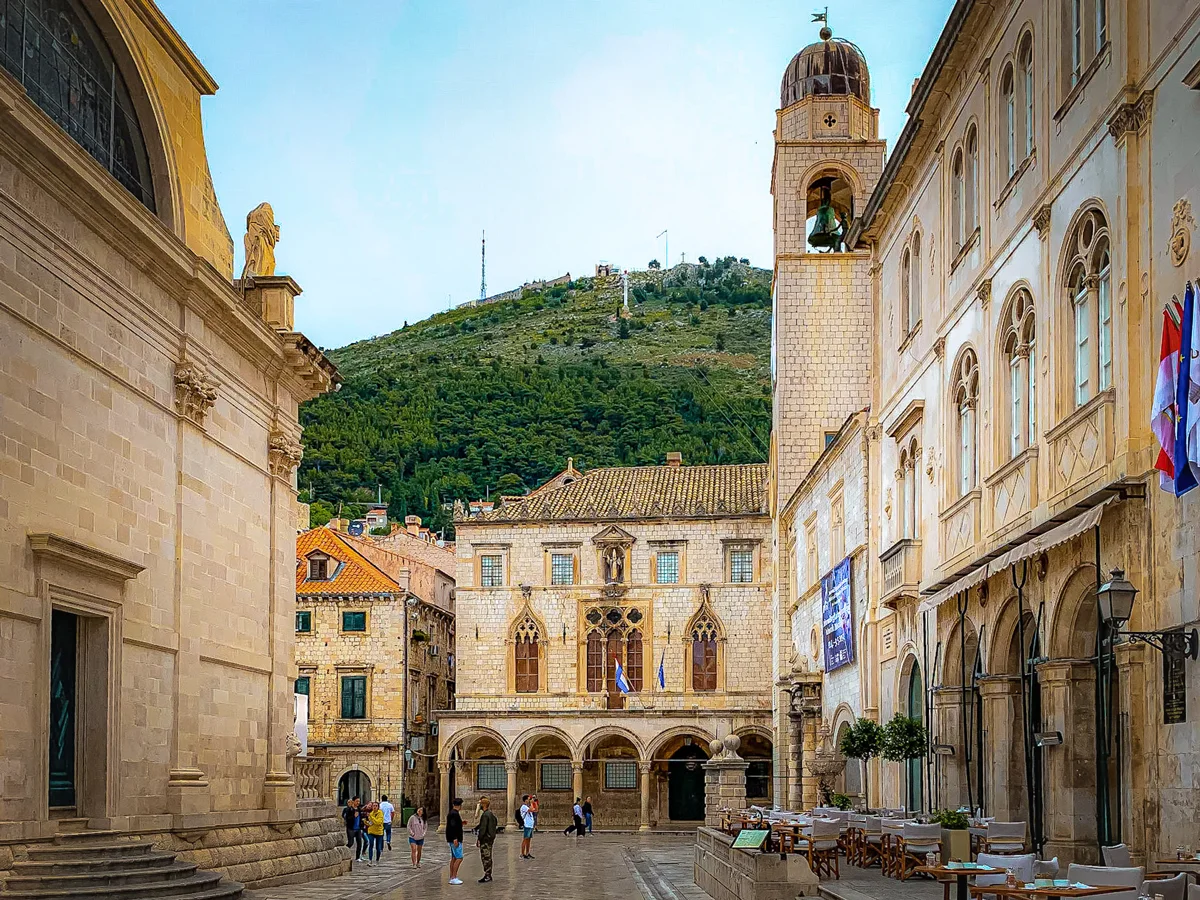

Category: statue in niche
[603, 546, 625, 584]
[241, 202, 280, 279]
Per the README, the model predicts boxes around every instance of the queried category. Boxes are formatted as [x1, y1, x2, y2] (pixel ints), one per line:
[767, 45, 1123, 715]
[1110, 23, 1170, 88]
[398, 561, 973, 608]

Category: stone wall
[693, 827, 819, 900]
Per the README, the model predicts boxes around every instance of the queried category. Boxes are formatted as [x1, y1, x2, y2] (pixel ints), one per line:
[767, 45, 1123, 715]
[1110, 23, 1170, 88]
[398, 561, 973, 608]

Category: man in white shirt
[519, 795, 535, 860]
[378, 794, 396, 851]
[564, 798, 584, 836]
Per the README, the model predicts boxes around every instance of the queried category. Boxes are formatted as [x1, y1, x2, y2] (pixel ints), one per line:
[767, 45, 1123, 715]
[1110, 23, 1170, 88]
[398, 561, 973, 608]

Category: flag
[1153, 304, 1182, 489]
[656, 650, 666, 690]
[1175, 283, 1198, 496]
[614, 657, 633, 694]
[1188, 284, 1200, 479]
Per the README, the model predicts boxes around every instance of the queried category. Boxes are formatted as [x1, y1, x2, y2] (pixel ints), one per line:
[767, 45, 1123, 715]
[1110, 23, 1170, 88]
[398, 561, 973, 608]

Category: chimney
[666, 452, 683, 467]
[330, 517, 348, 532]
[398, 566, 411, 595]
[405, 515, 422, 536]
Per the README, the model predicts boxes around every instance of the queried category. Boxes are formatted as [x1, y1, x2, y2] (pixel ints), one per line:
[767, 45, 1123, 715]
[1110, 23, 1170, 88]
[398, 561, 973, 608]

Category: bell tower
[771, 25, 886, 504]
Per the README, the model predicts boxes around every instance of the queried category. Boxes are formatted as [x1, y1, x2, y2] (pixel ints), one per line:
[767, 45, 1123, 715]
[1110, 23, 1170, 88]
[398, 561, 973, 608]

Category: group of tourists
[342, 792, 599, 885]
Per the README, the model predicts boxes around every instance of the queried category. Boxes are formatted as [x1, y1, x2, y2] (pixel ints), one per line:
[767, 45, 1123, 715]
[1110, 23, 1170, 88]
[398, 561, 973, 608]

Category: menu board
[732, 829, 770, 850]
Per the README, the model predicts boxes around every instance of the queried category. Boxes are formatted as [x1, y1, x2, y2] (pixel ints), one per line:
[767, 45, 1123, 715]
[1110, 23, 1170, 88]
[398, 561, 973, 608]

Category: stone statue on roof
[241, 202, 280, 279]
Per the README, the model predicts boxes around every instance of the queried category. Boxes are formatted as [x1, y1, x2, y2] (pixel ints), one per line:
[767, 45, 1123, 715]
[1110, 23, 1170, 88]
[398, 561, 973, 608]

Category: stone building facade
[442, 458, 775, 829]
[770, 1, 1200, 869]
[295, 526, 454, 815]
[0, 0, 345, 886]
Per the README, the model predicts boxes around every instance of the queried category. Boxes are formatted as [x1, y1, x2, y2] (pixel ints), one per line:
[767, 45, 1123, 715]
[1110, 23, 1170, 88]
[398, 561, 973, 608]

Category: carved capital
[1032, 204, 1051, 237]
[865, 424, 882, 442]
[505, 761, 519, 773]
[639, 761, 652, 775]
[174, 362, 217, 426]
[572, 761, 584, 773]
[933, 336, 946, 359]
[977, 279, 992, 309]
[1084, 273, 1101, 290]
[268, 430, 303, 478]
[439, 760, 453, 773]
[1107, 90, 1153, 143]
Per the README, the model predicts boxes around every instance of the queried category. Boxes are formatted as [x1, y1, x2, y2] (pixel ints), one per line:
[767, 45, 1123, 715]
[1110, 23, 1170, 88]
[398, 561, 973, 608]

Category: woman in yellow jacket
[364, 802, 386, 866]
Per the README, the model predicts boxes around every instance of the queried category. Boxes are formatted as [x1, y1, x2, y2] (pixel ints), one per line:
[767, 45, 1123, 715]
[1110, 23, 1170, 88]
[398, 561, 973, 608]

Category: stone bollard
[703, 735, 748, 828]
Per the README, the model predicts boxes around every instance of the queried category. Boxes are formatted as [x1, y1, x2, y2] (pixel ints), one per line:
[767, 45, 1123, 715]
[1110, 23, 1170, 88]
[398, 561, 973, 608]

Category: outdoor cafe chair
[981, 821, 1027, 854]
[1066, 864, 1145, 900]
[1034, 856, 1059, 878]
[880, 818, 909, 877]
[858, 816, 884, 869]
[795, 818, 841, 880]
[1102, 843, 1133, 867]
[973, 852, 1034, 900]
[1189, 883, 1200, 900]
[898, 823, 943, 881]
[1146, 872, 1189, 900]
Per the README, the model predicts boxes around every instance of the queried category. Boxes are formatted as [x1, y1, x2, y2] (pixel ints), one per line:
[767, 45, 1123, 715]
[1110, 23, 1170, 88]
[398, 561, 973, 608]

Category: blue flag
[614, 658, 633, 694]
[1176, 283, 1198, 495]
[657, 650, 666, 690]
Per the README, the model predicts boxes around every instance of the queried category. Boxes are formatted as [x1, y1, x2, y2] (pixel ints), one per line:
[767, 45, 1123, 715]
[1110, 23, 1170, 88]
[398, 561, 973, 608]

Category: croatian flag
[614, 658, 633, 694]
[1175, 283, 1198, 496]
[656, 651, 666, 691]
[1153, 303, 1182, 489]
[1186, 285, 1200, 479]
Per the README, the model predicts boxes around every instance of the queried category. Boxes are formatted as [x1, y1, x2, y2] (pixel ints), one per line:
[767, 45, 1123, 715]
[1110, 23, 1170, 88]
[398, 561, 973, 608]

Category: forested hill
[299, 257, 773, 535]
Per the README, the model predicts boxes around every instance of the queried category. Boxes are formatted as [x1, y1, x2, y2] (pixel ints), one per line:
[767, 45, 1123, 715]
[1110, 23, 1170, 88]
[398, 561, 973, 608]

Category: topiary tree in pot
[838, 717, 882, 811]
[881, 714, 928, 814]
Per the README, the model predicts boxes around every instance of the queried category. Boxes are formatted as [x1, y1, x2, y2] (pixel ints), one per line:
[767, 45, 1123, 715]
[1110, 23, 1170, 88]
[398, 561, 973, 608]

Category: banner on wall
[822, 556, 855, 672]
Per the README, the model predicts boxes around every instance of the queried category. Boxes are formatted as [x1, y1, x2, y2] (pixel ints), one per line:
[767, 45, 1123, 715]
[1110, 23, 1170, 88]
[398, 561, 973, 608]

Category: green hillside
[299, 256, 773, 534]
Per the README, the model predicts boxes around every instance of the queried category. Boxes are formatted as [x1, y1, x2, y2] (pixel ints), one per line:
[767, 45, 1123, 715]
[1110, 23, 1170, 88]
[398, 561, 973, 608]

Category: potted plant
[831, 793, 853, 811]
[931, 808, 971, 862]
[839, 717, 882, 811]
[880, 713, 928, 816]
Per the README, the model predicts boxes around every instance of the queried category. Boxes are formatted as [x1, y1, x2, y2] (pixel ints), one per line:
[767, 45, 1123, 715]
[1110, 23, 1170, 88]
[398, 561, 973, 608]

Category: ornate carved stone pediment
[174, 361, 217, 426]
[591, 524, 635, 547]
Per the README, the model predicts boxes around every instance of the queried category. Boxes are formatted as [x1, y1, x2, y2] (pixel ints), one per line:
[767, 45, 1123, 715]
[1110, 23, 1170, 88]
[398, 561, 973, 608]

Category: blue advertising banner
[822, 556, 854, 672]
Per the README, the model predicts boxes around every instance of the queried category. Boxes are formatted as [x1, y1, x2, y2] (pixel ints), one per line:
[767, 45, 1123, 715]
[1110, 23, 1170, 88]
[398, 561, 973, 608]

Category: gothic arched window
[1019, 33, 1035, 159]
[952, 150, 965, 254]
[900, 248, 912, 338]
[1063, 208, 1112, 408]
[965, 126, 979, 235]
[910, 232, 922, 331]
[0, 0, 156, 210]
[513, 614, 541, 693]
[586, 629, 604, 692]
[1001, 64, 1016, 179]
[690, 614, 719, 692]
[953, 349, 980, 495]
[1002, 289, 1037, 457]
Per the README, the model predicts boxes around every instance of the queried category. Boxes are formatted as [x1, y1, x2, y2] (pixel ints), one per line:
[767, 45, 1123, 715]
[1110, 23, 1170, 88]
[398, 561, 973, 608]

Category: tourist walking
[379, 794, 395, 850]
[365, 802, 385, 866]
[583, 796, 594, 834]
[342, 796, 363, 861]
[407, 806, 427, 868]
[519, 796, 536, 860]
[564, 797, 584, 836]
[446, 797, 465, 885]
[476, 796, 498, 883]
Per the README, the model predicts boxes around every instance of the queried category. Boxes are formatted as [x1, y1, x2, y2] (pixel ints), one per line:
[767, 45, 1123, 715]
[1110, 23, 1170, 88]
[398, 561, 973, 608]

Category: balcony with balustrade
[880, 538, 922, 609]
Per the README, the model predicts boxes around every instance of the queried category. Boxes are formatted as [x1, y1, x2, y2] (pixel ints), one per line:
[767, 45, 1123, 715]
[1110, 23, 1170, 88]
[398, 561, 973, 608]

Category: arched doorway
[942, 616, 984, 811]
[834, 722, 862, 799]
[668, 744, 708, 821]
[338, 769, 372, 805]
[904, 658, 924, 812]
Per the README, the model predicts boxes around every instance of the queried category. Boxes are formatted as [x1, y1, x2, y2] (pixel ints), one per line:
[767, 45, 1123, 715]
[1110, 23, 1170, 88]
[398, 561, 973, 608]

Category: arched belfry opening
[805, 170, 855, 253]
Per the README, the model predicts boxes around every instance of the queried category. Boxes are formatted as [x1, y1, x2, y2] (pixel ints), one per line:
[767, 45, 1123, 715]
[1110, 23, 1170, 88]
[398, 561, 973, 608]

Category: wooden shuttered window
[340, 675, 366, 718]
[691, 638, 717, 692]
[515, 638, 539, 693]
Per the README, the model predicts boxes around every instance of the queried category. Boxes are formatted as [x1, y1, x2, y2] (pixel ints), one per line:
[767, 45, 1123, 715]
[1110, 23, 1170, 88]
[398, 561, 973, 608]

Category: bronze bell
[807, 183, 843, 251]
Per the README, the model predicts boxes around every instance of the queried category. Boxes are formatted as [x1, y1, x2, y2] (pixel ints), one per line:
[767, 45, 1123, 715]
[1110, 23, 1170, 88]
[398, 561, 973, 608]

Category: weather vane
[812, 7, 830, 38]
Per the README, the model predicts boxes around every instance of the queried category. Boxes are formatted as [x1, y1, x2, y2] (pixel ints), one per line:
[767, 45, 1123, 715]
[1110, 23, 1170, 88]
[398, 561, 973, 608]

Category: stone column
[572, 761, 584, 802]
[506, 762, 519, 831]
[639, 762, 652, 832]
[1113, 641, 1149, 865]
[1037, 660, 1098, 864]
[800, 711, 822, 811]
[438, 761, 452, 833]
[977, 676, 1023, 821]
[786, 712, 805, 811]
[703, 737, 748, 827]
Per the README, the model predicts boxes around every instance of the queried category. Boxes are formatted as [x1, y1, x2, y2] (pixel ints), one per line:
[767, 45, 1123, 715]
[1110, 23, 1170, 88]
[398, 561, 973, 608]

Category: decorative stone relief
[268, 430, 303, 477]
[1169, 198, 1194, 267]
[174, 362, 217, 426]
[883, 488, 892, 520]
[1106, 90, 1153, 143]
[977, 279, 992, 309]
[926, 448, 938, 483]
[933, 336, 946, 359]
[1033, 204, 1051, 237]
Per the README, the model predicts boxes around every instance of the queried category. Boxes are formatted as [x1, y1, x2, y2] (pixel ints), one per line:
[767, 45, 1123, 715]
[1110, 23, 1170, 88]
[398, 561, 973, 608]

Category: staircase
[2, 831, 242, 900]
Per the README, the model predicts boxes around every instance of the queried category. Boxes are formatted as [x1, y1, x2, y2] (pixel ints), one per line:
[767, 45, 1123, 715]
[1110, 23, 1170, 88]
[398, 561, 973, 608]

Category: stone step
[26, 843, 157, 862]
[12, 852, 181, 876]
[4, 863, 198, 891]
[50, 832, 123, 846]
[2, 871, 228, 900]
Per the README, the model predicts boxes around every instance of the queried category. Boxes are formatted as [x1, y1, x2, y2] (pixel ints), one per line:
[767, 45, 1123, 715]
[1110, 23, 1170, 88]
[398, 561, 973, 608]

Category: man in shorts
[445, 797, 465, 885]
[519, 795, 535, 859]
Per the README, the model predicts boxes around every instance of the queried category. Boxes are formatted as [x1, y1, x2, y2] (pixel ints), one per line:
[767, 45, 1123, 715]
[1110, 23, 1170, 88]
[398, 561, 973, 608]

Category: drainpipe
[399, 567, 411, 805]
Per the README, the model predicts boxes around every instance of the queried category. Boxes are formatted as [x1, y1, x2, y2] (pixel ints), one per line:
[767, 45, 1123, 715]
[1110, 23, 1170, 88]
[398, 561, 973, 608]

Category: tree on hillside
[618, 318, 630, 339]
[648, 259, 661, 269]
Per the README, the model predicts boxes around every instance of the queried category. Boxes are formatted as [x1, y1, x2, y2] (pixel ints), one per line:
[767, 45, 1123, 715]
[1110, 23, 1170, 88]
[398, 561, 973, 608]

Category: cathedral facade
[771, 1, 1200, 866]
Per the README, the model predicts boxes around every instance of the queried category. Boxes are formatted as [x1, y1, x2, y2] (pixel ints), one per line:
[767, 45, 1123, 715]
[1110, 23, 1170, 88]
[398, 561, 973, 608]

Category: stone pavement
[819, 865, 947, 900]
[245, 831, 711, 900]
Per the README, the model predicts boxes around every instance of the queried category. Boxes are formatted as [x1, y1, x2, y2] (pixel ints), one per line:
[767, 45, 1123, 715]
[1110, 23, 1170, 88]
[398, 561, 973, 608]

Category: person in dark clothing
[342, 796, 364, 861]
[475, 796, 498, 883]
[445, 797, 465, 885]
[582, 796, 594, 834]
[564, 797, 584, 836]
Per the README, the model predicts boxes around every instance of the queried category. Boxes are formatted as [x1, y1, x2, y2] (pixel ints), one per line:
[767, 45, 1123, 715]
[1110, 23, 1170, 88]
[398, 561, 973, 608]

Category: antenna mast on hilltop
[480, 230, 487, 302]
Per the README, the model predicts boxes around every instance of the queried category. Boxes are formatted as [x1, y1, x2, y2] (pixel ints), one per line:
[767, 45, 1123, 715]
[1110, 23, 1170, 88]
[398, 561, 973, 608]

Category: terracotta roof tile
[471, 463, 768, 523]
[296, 527, 397, 595]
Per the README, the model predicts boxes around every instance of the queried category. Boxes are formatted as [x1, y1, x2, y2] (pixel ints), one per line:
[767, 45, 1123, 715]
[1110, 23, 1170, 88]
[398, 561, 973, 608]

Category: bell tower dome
[770, 23, 886, 503]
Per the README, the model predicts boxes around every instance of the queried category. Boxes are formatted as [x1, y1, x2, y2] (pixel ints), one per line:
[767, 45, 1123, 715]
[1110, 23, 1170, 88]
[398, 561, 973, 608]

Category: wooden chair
[897, 823, 943, 881]
[858, 816, 884, 869]
[880, 818, 908, 877]
[795, 818, 842, 880]
[981, 821, 1027, 854]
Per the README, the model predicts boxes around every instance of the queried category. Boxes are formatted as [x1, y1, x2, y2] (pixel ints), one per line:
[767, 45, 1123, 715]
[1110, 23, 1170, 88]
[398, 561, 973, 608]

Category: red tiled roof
[296, 527, 398, 596]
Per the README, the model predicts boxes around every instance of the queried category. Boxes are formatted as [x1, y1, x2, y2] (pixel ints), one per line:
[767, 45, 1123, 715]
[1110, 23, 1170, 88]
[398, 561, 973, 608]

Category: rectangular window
[480, 554, 503, 587]
[308, 557, 328, 581]
[1096, 0, 1107, 51]
[1010, 357, 1024, 457]
[340, 675, 367, 719]
[540, 761, 572, 791]
[295, 610, 312, 633]
[656, 551, 680, 584]
[1098, 269, 1112, 390]
[1074, 296, 1090, 406]
[550, 553, 574, 586]
[825, 431, 838, 448]
[342, 610, 366, 632]
[295, 676, 310, 695]
[477, 761, 506, 791]
[730, 549, 754, 583]
[604, 760, 638, 790]
[515, 640, 538, 693]
[746, 760, 770, 799]
[1071, 0, 1083, 84]
[1028, 337, 1037, 444]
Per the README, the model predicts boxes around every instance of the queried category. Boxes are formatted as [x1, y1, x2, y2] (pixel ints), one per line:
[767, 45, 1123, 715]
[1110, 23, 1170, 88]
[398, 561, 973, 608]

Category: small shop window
[295, 610, 312, 633]
[476, 761, 506, 791]
[342, 611, 367, 632]
[540, 760, 572, 791]
[604, 760, 638, 790]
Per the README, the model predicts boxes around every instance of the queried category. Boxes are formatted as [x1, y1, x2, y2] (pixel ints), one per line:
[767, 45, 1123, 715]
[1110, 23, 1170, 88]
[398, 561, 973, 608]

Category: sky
[158, 0, 954, 350]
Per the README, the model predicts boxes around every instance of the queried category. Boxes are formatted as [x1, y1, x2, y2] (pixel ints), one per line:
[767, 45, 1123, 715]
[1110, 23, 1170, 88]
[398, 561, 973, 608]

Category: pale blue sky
[158, 0, 953, 349]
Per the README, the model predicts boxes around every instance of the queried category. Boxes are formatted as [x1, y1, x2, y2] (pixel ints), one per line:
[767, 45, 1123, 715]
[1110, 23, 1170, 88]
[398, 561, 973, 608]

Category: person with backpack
[518, 794, 535, 860]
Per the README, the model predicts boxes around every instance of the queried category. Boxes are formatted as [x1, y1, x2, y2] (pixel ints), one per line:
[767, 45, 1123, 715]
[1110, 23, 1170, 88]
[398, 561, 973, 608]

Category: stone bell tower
[771, 25, 886, 504]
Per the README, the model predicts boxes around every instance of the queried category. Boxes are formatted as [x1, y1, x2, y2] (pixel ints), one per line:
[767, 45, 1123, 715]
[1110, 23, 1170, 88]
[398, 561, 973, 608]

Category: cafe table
[915, 864, 1004, 900]
[967, 884, 1134, 898]
[1153, 858, 1199, 882]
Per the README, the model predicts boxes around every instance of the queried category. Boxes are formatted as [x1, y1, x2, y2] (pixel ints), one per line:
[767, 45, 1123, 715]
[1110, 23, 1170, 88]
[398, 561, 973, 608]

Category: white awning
[985, 496, 1115, 579]
[917, 564, 988, 616]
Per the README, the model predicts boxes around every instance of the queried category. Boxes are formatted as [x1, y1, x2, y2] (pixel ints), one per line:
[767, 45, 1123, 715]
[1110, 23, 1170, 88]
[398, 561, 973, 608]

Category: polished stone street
[246, 832, 711, 900]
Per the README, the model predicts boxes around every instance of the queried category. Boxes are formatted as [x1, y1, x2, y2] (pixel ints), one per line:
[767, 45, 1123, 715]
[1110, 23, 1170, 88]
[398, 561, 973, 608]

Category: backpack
[514, 807, 524, 826]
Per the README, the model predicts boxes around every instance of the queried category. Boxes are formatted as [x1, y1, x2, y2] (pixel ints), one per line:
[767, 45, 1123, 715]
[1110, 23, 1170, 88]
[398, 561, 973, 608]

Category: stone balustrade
[294, 756, 331, 802]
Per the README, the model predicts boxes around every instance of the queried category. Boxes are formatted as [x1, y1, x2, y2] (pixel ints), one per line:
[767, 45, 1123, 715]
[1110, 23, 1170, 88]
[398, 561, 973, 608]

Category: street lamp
[1098, 568, 1199, 659]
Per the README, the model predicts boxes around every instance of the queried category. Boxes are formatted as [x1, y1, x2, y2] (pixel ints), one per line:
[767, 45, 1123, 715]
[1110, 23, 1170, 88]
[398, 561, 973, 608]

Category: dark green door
[49, 610, 78, 808]
[668, 744, 708, 820]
